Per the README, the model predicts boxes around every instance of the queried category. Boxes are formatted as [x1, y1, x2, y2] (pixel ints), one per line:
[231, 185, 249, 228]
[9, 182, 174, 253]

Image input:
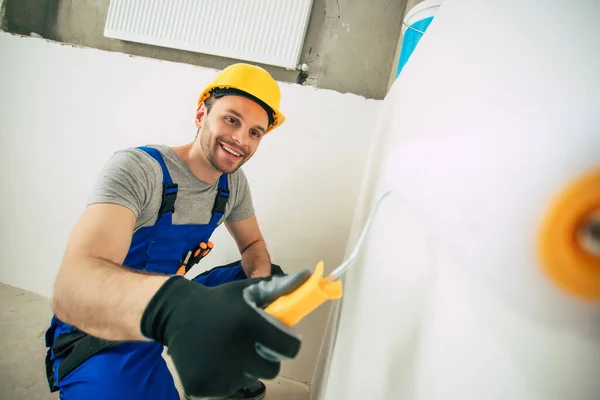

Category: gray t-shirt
[87, 144, 255, 231]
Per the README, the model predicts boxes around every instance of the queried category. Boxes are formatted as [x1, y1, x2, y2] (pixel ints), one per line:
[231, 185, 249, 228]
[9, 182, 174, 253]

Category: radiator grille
[104, 0, 314, 69]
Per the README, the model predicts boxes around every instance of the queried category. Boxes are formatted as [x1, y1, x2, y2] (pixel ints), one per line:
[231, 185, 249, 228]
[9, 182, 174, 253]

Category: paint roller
[264, 164, 600, 328]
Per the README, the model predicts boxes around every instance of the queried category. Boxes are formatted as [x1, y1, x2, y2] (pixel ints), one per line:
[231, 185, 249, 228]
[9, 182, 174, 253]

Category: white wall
[318, 0, 600, 398]
[0, 32, 380, 384]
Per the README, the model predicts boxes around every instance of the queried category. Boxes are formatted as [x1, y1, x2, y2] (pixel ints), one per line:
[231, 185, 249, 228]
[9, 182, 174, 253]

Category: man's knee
[56, 342, 179, 400]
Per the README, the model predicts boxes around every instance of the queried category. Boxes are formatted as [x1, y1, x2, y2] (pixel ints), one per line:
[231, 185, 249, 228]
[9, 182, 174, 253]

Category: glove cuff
[140, 275, 187, 343]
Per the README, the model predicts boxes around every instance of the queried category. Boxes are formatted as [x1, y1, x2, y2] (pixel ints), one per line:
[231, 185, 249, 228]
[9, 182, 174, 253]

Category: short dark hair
[203, 95, 216, 113]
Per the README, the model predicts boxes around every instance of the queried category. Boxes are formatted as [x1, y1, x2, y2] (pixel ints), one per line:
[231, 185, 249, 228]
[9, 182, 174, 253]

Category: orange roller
[538, 167, 600, 301]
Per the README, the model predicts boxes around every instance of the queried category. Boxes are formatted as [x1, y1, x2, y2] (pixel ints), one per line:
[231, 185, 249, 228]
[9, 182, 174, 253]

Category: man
[44, 63, 310, 400]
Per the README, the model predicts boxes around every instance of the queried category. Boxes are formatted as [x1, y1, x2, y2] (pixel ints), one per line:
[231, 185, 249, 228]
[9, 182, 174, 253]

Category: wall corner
[386, 0, 424, 93]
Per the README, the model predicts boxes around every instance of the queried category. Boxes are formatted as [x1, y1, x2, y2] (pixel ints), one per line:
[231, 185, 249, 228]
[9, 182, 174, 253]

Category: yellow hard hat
[198, 63, 285, 133]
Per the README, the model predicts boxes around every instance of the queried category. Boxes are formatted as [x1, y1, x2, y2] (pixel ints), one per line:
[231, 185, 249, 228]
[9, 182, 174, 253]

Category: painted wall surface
[319, 0, 600, 399]
[0, 32, 380, 384]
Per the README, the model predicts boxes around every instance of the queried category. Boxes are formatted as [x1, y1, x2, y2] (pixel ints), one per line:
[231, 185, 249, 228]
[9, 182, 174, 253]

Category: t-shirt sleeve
[86, 148, 160, 219]
[226, 169, 255, 222]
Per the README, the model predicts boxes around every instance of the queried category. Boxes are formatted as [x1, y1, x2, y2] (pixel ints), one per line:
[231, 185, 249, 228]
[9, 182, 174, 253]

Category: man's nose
[231, 126, 248, 147]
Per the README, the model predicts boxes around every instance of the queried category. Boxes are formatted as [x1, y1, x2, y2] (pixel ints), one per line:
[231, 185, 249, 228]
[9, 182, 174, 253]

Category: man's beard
[199, 121, 245, 174]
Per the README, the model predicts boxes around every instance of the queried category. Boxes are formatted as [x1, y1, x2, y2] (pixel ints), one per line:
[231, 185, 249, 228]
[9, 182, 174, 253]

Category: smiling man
[43, 64, 307, 400]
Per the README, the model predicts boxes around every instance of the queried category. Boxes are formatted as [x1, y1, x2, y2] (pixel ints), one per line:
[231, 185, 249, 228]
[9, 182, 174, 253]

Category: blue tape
[396, 16, 434, 77]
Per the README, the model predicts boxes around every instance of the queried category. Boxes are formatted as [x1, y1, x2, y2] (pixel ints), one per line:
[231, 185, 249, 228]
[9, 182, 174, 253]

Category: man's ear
[195, 102, 208, 129]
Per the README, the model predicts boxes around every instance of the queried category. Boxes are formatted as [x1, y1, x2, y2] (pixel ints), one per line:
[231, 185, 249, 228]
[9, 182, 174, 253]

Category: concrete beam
[0, 0, 7, 31]
[306, 0, 407, 99]
[5, 0, 406, 99]
[3, 0, 53, 36]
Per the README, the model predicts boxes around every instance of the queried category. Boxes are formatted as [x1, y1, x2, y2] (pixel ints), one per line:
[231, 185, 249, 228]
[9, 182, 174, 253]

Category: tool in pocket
[177, 241, 215, 276]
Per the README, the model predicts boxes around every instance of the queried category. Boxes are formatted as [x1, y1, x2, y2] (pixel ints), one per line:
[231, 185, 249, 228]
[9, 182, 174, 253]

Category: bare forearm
[241, 240, 271, 278]
[53, 256, 169, 341]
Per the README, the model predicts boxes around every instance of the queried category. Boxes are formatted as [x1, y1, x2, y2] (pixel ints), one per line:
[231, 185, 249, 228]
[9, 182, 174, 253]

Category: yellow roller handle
[265, 261, 343, 327]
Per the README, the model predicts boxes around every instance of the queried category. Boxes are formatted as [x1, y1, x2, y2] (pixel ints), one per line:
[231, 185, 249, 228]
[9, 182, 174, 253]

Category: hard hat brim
[198, 86, 285, 134]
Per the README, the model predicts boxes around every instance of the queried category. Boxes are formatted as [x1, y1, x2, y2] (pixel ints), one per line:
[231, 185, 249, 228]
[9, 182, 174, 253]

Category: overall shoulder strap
[209, 174, 230, 225]
[137, 146, 178, 220]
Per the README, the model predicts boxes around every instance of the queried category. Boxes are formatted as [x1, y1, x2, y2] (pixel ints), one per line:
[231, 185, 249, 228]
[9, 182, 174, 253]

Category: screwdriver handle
[264, 261, 343, 327]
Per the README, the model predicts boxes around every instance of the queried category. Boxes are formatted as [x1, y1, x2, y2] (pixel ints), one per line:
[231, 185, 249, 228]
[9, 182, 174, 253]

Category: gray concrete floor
[0, 282, 310, 399]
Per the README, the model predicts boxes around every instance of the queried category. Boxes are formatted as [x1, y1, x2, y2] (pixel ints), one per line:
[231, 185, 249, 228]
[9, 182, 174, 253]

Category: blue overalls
[44, 146, 268, 399]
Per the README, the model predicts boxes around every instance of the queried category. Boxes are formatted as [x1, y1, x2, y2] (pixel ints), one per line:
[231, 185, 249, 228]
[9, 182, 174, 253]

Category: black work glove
[140, 269, 311, 399]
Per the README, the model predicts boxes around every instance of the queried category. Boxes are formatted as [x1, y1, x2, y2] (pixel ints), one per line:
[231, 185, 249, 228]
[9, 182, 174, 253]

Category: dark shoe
[223, 380, 266, 400]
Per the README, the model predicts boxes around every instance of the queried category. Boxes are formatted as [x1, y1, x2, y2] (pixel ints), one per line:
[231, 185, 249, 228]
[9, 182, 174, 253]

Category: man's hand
[141, 269, 311, 398]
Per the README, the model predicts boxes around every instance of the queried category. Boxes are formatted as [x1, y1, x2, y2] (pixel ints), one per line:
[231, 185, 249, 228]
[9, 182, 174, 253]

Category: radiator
[104, 0, 314, 69]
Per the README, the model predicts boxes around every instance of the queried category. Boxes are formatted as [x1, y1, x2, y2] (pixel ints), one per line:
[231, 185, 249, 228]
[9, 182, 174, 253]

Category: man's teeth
[221, 144, 241, 157]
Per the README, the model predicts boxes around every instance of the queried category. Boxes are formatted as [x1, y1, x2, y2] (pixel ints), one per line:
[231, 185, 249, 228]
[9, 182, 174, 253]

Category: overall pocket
[145, 238, 187, 274]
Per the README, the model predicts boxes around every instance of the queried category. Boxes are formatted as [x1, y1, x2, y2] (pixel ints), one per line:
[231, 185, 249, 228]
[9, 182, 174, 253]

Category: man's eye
[225, 117, 237, 124]
[251, 131, 260, 137]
